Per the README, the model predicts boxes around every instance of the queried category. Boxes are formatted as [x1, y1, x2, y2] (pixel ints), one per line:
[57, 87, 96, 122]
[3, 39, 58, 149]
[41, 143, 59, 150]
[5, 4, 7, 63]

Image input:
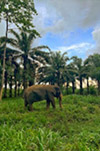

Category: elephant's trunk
[59, 93, 62, 108]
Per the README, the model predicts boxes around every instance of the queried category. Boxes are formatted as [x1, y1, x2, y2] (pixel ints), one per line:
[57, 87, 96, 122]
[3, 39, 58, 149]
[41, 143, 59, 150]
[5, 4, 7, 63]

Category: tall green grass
[0, 95, 100, 150]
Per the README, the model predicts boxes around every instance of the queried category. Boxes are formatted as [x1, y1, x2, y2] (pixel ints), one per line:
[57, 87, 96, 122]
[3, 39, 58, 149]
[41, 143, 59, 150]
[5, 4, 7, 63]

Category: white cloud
[52, 42, 94, 59]
[88, 28, 100, 54]
[34, 0, 100, 34]
[1, 0, 100, 58]
[59, 43, 90, 52]
[34, 0, 100, 56]
[1, 0, 100, 36]
[92, 28, 100, 44]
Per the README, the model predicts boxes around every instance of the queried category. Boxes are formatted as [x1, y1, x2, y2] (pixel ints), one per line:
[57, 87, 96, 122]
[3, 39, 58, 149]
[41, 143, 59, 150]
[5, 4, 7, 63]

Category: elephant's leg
[24, 100, 28, 107]
[59, 100, 62, 108]
[59, 93, 63, 109]
[24, 100, 28, 110]
[28, 104, 33, 111]
[46, 100, 50, 110]
[50, 98, 56, 109]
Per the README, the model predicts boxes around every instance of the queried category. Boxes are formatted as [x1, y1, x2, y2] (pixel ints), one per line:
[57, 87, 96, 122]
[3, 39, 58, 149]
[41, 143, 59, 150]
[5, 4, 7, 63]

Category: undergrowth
[0, 95, 100, 151]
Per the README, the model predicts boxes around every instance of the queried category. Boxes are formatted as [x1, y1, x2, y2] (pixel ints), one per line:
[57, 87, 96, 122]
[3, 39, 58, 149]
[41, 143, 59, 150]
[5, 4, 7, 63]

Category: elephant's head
[53, 85, 62, 108]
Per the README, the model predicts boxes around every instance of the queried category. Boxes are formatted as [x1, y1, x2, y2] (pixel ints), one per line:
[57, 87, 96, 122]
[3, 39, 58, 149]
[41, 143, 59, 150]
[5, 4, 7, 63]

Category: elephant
[23, 85, 62, 111]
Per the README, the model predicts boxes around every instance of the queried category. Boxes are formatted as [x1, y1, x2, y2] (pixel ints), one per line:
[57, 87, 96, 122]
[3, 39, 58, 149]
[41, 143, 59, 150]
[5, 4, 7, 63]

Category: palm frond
[10, 29, 21, 42]
[0, 37, 6, 44]
[30, 45, 51, 52]
[28, 29, 40, 42]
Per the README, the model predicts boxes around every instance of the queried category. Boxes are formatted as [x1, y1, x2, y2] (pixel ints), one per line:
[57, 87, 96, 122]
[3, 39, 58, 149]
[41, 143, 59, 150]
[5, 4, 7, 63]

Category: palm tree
[38, 51, 69, 86]
[66, 63, 77, 94]
[85, 54, 100, 95]
[84, 59, 92, 94]
[5, 29, 50, 89]
[71, 56, 87, 95]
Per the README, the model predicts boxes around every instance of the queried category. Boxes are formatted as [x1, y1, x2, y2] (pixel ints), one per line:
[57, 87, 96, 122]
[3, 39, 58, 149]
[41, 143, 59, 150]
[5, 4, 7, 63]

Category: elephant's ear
[53, 85, 61, 96]
[53, 86, 57, 95]
[54, 86, 59, 91]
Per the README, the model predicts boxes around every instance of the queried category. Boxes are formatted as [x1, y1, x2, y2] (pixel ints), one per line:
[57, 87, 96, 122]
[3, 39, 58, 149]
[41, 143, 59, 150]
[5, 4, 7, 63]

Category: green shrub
[89, 86, 98, 95]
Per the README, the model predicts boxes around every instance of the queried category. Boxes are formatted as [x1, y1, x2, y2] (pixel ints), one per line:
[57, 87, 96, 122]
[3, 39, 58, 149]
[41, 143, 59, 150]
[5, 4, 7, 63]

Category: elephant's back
[26, 85, 54, 92]
[24, 85, 55, 98]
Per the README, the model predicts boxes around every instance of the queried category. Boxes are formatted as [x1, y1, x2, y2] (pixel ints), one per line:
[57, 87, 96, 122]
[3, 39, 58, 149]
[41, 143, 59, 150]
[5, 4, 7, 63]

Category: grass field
[0, 95, 100, 151]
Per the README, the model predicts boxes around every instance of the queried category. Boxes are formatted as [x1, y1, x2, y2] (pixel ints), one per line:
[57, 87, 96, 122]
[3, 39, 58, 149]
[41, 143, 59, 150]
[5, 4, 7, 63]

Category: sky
[0, 0, 100, 59]
[33, 0, 100, 59]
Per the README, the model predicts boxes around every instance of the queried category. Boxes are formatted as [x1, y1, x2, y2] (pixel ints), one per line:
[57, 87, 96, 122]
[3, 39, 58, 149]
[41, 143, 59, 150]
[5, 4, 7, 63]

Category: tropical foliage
[38, 51, 69, 86]
[0, 1, 100, 151]
[0, 0, 38, 100]
[0, 1, 100, 99]
[0, 36, 100, 97]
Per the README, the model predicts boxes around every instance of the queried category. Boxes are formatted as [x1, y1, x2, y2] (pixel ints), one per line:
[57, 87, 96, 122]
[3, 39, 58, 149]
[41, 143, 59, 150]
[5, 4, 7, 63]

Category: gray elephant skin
[23, 85, 62, 111]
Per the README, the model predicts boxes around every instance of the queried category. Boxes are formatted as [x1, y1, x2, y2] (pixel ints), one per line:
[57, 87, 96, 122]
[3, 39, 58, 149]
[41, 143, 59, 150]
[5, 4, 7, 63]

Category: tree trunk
[18, 82, 20, 96]
[23, 55, 28, 89]
[14, 69, 17, 97]
[72, 81, 75, 94]
[9, 76, 13, 98]
[66, 82, 69, 94]
[57, 71, 60, 86]
[87, 77, 89, 95]
[0, 14, 8, 101]
[14, 80, 17, 97]
[80, 77, 83, 95]
[29, 80, 34, 86]
[97, 80, 100, 95]
[4, 71, 8, 98]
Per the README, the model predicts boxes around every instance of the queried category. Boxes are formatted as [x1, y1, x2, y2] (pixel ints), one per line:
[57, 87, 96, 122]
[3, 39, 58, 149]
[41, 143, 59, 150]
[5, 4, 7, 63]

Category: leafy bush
[89, 86, 98, 95]
[62, 87, 72, 95]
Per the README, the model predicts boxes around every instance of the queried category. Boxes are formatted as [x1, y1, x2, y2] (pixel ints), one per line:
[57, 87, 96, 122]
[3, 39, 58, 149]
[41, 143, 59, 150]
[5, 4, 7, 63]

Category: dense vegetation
[0, 1, 100, 99]
[0, 1, 100, 150]
[0, 95, 100, 151]
[0, 48, 100, 98]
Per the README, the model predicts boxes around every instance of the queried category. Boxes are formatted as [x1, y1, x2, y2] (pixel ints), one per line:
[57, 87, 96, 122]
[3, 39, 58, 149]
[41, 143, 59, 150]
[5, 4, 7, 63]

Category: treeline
[0, 30, 100, 97]
[0, 1, 100, 98]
